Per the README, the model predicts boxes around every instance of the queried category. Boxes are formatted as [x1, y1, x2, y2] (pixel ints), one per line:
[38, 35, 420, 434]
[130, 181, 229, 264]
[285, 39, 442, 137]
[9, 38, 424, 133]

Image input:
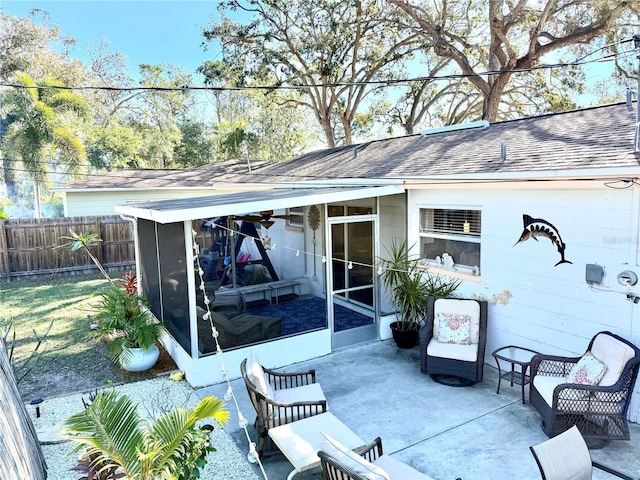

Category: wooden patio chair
[318, 435, 435, 480]
[530, 425, 635, 479]
[529, 331, 640, 444]
[419, 297, 488, 386]
[241, 352, 328, 456]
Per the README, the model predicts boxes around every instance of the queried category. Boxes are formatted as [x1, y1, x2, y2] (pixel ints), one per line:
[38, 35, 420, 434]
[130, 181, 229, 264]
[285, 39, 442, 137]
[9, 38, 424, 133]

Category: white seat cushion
[426, 338, 478, 362]
[373, 455, 435, 480]
[319, 432, 389, 480]
[273, 382, 326, 405]
[433, 299, 480, 344]
[591, 334, 636, 387]
[533, 375, 596, 412]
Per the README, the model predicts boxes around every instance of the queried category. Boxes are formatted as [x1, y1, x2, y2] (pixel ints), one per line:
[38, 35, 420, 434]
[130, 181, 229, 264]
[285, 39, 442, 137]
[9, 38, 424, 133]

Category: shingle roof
[58, 159, 268, 190]
[61, 103, 640, 190]
[239, 103, 639, 183]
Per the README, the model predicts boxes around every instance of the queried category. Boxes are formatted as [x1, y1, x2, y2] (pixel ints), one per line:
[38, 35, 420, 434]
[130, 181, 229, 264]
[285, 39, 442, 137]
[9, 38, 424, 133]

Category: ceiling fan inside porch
[231, 210, 298, 229]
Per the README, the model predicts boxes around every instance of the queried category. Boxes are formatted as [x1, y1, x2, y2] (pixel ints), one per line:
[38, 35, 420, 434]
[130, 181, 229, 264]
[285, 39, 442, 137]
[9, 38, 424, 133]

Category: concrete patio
[196, 340, 640, 480]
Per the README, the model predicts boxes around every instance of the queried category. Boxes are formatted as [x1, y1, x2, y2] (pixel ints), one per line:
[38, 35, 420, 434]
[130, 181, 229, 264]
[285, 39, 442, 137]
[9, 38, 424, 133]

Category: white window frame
[285, 206, 304, 231]
[418, 207, 481, 272]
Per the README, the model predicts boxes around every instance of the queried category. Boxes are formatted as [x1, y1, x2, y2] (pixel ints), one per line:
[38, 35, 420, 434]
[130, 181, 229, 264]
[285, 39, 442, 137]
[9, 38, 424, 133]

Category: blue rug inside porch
[246, 296, 372, 335]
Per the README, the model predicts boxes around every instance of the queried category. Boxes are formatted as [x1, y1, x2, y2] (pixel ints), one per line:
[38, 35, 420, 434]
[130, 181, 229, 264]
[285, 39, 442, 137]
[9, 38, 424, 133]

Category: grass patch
[1, 274, 177, 400]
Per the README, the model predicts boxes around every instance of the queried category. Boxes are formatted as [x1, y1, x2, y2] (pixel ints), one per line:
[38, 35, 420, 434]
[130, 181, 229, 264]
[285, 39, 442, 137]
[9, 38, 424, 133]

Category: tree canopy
[389, 0, 640, 122]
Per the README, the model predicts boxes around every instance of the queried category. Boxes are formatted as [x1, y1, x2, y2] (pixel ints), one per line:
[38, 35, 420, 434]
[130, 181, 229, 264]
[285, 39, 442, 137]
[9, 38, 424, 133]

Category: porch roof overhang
[114, 184, 405, 224]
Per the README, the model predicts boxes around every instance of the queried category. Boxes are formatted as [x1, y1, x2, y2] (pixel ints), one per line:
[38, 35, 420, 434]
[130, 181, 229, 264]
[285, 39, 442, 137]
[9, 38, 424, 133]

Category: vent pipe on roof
[421, 120, 489, 137]
[501, 141, 507, 162]
[352, 147, 357, 159]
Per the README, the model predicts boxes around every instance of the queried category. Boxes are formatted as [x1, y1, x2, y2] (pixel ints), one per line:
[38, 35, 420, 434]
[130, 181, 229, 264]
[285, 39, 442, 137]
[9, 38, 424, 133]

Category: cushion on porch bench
[373, 455, 435, 480]
[591, 333, 636, 386]
[319, 432, 390, 480]
[426, 338, 478, 362]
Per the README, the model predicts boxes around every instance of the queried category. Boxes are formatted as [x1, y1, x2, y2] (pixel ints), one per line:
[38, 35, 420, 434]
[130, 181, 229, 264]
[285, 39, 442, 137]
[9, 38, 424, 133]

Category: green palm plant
[379, 239, 460, 331]
[62, 389, 230, 480]
[2, 72, 90, 217]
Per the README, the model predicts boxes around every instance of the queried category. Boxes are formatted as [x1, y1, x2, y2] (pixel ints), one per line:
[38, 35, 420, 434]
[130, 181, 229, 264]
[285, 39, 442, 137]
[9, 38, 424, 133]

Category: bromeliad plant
[379, 239, 460, 332]
[62, 389, 230, 480]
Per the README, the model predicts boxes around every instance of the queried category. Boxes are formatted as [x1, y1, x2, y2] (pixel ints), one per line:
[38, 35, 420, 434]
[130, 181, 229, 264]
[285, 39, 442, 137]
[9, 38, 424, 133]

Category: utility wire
[0, 46, 636, 93]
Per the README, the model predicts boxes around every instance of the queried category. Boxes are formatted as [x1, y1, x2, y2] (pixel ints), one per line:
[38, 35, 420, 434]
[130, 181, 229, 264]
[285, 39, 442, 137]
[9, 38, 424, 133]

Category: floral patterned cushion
[436, 313, 471, 345]
[565, 351, 607, 385]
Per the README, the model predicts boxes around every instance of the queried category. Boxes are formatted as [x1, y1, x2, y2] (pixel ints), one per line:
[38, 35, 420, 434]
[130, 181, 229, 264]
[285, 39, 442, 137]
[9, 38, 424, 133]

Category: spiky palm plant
[62, 389, 230, 480]
[379, 239, 460, 331]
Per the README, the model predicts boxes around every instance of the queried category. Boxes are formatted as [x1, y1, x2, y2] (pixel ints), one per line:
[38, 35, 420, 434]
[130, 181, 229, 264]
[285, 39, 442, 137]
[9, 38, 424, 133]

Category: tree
[201, 0, 424, 147]
[389, 0, 640, 122]
[2, 73, 90, 217]
[173, 119, 215, 167]
[0, 11, 89, 201]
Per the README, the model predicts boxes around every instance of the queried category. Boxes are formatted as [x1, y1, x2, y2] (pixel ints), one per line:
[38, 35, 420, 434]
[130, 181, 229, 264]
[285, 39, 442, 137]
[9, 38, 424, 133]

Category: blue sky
[1, 1, 219, 79]
[0, 1, 620, 104]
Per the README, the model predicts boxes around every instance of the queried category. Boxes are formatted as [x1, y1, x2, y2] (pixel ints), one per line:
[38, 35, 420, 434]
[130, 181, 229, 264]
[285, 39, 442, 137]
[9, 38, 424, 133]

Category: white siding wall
[408, 184, 640, 421]
[63, 189, 217, 217]
[379, 194, 408, 313]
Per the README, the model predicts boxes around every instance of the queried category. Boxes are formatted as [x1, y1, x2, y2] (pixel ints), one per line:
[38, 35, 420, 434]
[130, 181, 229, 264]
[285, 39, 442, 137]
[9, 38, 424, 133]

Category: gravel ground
[32, 377, 260, 480]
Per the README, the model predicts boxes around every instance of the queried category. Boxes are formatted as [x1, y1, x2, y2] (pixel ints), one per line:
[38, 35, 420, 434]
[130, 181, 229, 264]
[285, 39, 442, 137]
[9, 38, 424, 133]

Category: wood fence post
[93, 217, 103, 267]
[0, 221, 10, 282]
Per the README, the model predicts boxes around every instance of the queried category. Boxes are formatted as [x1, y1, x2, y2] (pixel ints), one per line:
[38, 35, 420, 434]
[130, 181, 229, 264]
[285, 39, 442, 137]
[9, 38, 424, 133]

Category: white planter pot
[120, 344, 160, 372]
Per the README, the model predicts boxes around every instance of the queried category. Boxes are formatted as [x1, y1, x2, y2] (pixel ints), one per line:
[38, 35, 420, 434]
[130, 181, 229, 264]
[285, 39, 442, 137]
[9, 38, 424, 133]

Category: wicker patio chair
[318, 436, 435, 480]
[241, 352, 328, 456]
[419, 297, 488, 386]
[529, 331, 640, 443]
[530, 425, 635, 480]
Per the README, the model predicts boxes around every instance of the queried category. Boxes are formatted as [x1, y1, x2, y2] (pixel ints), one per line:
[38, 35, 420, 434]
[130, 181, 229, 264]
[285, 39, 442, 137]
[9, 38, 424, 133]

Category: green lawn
[0, 273, 170, 400]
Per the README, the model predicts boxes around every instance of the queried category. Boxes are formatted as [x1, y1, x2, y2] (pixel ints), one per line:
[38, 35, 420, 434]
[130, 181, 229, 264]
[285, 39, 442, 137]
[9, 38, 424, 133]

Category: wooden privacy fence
[0, 216, 135, 281]
[0, 337, 48, 480]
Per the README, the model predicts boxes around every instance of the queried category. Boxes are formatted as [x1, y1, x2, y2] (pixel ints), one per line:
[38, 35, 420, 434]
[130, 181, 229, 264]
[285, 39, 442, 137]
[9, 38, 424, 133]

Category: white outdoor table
[268, 412, 365, 480]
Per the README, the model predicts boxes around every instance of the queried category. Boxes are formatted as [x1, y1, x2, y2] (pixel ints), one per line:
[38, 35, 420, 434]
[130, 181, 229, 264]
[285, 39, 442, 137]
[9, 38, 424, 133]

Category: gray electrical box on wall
[585, 264, 605, 285]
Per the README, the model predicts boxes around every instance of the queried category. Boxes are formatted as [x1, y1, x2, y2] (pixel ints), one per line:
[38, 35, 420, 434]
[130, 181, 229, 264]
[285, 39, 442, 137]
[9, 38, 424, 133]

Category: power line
[0, 46, 636, 94]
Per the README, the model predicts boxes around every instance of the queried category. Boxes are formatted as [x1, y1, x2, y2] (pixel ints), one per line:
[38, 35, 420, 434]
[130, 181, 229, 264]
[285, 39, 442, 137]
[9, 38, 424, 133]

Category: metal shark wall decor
[514, 214, 572, 266]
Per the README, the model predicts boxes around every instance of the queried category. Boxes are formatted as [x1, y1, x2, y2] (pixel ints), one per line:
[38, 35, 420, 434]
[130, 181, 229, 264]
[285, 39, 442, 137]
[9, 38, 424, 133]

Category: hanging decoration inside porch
[308, 205, 320, 280]
[513, 214, 572, 267]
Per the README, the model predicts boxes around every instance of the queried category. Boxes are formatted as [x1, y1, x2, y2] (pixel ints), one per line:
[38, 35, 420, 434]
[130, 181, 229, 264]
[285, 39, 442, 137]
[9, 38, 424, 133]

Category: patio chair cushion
[246, 351, 275, 399]
[373, 455, 435, 480]
[426, 338, 478, 362]
[274, 382, 326, 405]
[436, 313, 471, 345]
[532, 375, 592, 409]
[565, 352, 607, 386]
[319, 432, 390, 480]
[591, 333, 636, 386]
[433, 299, 480, 344]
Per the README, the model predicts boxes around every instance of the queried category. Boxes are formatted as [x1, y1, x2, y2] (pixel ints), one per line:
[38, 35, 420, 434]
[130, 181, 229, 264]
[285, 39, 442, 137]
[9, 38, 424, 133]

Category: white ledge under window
[417, 264, 482, 283]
